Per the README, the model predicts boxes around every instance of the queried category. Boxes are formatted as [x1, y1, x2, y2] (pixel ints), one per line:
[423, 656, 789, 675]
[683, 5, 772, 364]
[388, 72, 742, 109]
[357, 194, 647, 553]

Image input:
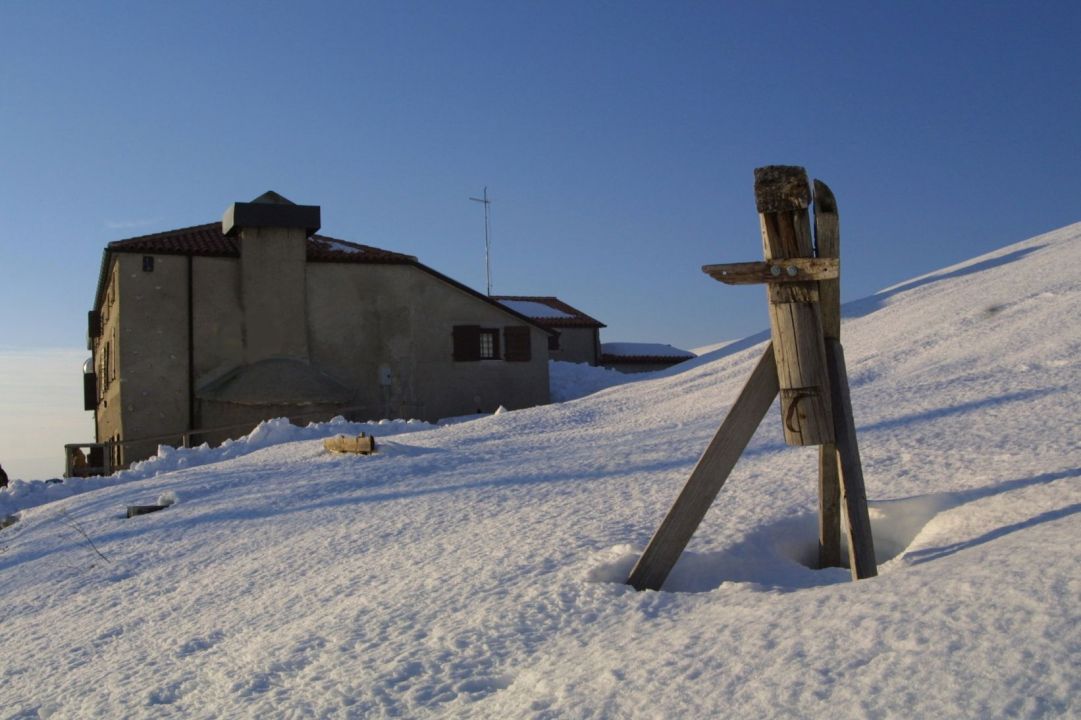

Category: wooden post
[825, 338, 878, 579]
[627, 345, 780, 591]
[628, 165, 876, 590]
[755, 166, 834, 446]
[814, 179, 843, 568]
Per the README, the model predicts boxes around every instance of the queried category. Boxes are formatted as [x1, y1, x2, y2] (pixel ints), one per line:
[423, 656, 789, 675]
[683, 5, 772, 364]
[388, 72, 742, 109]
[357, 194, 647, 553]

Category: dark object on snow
[0, 463, 8, 487]
[126, 504, 167, 518]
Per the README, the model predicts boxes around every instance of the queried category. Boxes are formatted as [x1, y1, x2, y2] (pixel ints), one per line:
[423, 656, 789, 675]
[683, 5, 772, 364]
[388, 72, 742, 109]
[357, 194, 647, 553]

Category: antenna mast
[469, 186, 493, 295]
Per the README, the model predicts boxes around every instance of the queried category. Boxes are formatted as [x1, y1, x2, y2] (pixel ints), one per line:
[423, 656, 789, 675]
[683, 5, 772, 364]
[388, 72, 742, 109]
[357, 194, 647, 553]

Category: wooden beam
[702, 258, 839, 285]
[627, 344, 780, 591]
[324, 434, 377, 455]
[756, 166, 834, 447]
[814, 179, 843, 568]
[824, 338, 877, 579]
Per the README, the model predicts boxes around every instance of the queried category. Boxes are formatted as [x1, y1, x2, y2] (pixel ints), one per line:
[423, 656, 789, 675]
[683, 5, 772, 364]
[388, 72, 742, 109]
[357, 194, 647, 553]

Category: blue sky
[2, 0, 1080, 354]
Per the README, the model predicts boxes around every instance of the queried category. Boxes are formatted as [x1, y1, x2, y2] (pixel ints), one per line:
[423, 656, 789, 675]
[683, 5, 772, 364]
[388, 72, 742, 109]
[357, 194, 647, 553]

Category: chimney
[223, 192, 320, 364]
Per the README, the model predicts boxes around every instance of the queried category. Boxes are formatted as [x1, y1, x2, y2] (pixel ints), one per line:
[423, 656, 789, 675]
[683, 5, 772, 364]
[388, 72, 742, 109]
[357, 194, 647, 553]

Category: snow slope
[1, 222, 1079, 719]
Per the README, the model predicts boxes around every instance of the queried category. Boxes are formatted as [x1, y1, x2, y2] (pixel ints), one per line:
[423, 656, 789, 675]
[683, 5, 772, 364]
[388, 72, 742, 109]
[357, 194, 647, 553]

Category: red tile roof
[107, 222, 416, 264]
[490, 296, 605, 328]
[93, 221, 552, 336]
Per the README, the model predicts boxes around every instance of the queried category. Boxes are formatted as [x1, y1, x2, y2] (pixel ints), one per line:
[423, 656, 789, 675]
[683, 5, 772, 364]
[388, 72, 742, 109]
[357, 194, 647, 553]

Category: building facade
[491, 296, 605, 365]
[86, 192, 551, 467]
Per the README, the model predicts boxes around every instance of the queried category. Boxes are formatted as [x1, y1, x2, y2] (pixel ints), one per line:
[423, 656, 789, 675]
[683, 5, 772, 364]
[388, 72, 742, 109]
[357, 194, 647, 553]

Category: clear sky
[1, 1, 1080, 477]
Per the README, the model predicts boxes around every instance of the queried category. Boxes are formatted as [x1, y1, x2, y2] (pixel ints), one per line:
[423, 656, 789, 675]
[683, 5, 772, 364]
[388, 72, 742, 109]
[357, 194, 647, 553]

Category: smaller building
[600, 342, 696, 374]
[492, 296, 605, 365]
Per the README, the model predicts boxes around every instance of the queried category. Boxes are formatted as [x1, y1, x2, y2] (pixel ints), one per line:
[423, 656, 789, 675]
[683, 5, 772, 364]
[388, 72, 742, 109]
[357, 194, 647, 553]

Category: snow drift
[1, 222, 1079, 718]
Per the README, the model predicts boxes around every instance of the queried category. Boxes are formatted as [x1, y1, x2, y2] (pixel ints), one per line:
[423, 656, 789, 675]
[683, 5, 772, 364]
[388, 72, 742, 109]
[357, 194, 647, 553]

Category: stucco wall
[102, 250, 551, 465]
[191, 256, 244, 384]
[307, 263, 550, 421]
[549, 327, 599, 365]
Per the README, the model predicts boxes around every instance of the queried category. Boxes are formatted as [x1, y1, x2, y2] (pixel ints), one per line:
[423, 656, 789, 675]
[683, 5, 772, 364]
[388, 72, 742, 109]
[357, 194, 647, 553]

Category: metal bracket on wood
[627, 165, 876, 592]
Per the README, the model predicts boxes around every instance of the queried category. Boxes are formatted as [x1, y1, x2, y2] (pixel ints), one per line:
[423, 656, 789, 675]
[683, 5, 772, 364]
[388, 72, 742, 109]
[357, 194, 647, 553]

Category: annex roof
[600, 342, 696, 365]
[491, 296, 605, 328]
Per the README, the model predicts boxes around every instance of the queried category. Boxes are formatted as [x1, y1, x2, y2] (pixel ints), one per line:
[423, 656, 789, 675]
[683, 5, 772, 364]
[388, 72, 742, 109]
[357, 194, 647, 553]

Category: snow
[498, 299, 575, 319]
[601, 341, 695, 358]
[2, 221, 1080, 718]
[548, 360, 636, 402]
[321, 239, 366, 254]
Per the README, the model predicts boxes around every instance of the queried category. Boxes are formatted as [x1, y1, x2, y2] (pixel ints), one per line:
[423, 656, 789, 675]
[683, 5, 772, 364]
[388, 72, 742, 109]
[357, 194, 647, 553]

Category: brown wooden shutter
[452, 325, 481, 361]
[83, 371, 97, 411]
[88, 310, 101, 339]
[503, 326, 531, 362]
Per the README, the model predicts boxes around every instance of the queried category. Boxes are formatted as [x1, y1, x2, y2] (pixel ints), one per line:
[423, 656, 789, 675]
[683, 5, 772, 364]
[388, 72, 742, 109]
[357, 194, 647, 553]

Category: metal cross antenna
[469, 187, 492, 296]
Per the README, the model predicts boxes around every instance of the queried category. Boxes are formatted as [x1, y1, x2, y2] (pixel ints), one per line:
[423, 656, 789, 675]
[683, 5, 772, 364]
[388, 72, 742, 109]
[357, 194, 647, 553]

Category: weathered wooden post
[755, 166, 834, 447]
[626, 165, 876, 592]
[814, 180, 843, 569]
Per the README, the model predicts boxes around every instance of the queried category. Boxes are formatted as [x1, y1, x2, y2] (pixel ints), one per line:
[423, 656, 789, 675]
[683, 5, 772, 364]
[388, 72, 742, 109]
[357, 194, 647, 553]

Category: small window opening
[142, 256, 154, 272]
[479, 330, 498, 359]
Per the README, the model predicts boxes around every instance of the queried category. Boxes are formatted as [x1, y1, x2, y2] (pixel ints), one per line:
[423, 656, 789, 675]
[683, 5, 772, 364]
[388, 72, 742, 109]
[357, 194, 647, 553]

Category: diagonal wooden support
[627, 344, 780, 591]
[825, 337, 878, 578]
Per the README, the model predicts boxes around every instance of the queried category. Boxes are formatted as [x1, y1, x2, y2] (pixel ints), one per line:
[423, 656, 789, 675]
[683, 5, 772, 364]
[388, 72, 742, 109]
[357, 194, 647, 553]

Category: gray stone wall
[113, 253, 190, 463]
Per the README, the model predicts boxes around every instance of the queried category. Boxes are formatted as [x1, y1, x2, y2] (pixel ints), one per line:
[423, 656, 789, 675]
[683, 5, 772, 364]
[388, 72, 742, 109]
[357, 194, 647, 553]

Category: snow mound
[1, 221, 1080, 718]
[0, 416, 434, 518]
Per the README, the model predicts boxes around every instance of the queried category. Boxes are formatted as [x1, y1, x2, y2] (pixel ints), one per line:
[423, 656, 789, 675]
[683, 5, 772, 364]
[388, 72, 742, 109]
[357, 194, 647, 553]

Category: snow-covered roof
[491, 296, 605, 328]
[600, 342, 695, 364]
[498, 300, 574, 319]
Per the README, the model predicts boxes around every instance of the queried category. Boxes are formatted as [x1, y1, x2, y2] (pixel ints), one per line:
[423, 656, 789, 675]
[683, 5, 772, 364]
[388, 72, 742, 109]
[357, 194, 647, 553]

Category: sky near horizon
[2, 1, 1080, 478]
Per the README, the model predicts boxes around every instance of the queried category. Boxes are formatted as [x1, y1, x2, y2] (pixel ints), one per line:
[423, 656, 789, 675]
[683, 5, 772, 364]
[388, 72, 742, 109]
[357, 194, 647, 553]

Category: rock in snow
[0, 222, 1079, 718]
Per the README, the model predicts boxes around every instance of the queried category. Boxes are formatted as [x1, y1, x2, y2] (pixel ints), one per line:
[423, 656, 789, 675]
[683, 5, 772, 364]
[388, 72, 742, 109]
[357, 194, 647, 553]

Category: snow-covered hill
[2, 222, 1079, 718]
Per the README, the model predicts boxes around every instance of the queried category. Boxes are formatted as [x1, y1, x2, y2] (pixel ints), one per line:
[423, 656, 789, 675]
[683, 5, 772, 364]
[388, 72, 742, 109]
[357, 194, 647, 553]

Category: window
[453, 325, 500, 361]
[478, 329, 498, 359]
[142, 255, 155, 272]
[454, 325, 532, 362]
[547, 331, 561, 352]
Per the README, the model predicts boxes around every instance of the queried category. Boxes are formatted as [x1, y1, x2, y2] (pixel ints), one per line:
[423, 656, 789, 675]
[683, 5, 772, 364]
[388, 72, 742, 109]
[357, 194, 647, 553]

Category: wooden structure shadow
[627, 166, 877, 592]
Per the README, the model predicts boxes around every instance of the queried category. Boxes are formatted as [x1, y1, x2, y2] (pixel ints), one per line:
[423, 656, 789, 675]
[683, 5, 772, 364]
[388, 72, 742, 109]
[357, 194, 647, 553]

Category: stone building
[85, 192, 552, 467]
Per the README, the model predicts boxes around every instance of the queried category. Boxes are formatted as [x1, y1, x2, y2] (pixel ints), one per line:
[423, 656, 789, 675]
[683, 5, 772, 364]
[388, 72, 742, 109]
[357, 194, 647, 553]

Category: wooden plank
[127, 505, 167, 518]
[813, 179, 841, 340]
[756, 166, 834, 446]
[814, 178, 843, 568]
[702, 258, 839, 285]
[817, 447, 842, 568]
[824, 338, 877, 579]
[627, 345, 780, 591]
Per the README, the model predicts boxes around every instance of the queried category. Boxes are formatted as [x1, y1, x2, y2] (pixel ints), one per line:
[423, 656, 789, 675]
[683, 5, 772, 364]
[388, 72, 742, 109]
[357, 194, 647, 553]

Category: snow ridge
[1, 222, 1079, 718]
